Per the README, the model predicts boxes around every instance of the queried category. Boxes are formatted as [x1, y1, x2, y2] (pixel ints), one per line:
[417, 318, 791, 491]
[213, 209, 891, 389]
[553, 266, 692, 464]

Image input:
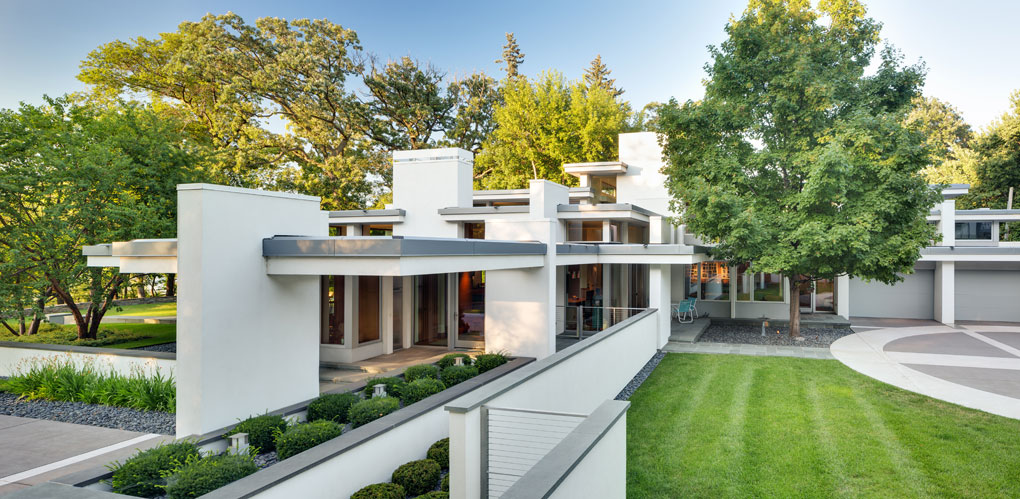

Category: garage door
[849, 271, 934, 319]
[956, 270, 1020, 322]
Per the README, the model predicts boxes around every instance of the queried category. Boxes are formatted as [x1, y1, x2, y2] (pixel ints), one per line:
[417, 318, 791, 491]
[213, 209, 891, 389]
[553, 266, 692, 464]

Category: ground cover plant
[4, 356, 175, 412]
[0, 322, 176, 349]
[473, 351, 509, 373]
[225, 414, 287, 454]
[107, 441, 200, 497]
[626, 354, 1020, 498]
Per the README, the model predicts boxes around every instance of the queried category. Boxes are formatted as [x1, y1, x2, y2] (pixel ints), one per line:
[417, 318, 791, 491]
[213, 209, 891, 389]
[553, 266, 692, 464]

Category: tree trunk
[166, 274, 176, 297]
[49, 278, 88, 339]
[789, 279, 801, 338]
[27, 317, 41, 336]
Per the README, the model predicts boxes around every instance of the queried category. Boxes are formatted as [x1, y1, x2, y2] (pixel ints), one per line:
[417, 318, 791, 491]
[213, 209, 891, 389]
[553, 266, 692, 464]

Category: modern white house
[81, 131, 1020, 438]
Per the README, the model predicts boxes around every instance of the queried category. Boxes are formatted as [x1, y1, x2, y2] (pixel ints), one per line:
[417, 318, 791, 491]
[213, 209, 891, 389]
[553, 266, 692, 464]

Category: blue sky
[1, 0, 1018, 130]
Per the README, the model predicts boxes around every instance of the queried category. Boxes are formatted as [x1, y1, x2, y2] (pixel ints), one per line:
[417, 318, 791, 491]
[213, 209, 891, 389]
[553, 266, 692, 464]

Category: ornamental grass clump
[306, 392, 360, 424]
[163, 453, 257, 499]
[225, 414, 287, 454]
[439, 365, 478, 387]
[436, 353, 473, 369]
[400, 378, 446, 406]
[108, 441, 200, 497]
[403, 363, 440, 383]
[363, 376, 406, 398]
[427, 438, 450, 470]
[348, 396, 400, 428]
[6, 355, 175, 412]
[473, 352, 510, 373]
[350, 482, 406, 499]
[391, 459, 442, 497]
[275, 420, 344, 460]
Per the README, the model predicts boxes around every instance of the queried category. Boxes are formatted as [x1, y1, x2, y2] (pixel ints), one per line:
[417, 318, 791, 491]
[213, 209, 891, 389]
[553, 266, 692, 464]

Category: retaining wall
[0, 342, 175, 378]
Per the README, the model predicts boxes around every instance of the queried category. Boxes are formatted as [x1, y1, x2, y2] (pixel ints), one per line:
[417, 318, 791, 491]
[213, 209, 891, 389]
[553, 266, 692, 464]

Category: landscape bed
[626, 353, 1020, 498]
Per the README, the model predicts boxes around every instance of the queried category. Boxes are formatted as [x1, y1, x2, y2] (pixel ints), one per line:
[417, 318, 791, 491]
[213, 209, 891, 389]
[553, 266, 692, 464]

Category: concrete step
[669, 318, 711, 343]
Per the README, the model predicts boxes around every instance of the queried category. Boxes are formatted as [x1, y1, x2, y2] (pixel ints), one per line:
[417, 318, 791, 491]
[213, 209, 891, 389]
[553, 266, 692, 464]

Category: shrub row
[109, 442, 258, 498]
[6, 356, 175, 412]
[352, 437, 451, 498]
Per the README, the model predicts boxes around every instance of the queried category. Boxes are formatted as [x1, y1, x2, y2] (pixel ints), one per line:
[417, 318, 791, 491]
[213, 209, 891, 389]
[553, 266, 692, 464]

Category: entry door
[455, 271, 485, 348]
[800, 279, 835, 314]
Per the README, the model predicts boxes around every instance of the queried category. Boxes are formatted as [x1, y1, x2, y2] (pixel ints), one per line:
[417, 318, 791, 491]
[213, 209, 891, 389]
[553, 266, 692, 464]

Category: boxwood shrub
[427, 438, 450, 470]
[108, 441, 200, 497]
[350, 482, 406, 499]
[439, 365, 478, 387]
[363, 377, 406, 398]
[415, 492, 449, 498]
[348, 396, 401, 428]
[441, 474, 449, 492]
[391, 459, 442, 497]
[225, 414, 287, 454]
[275, 420, 344, 460]
[400, 378, 446, 406]
[164, 454, 257, 499]
[436, 353, 473, 369]
[473, 352, 509, 373]
[306, 392, 360, 424]
[403, 364, 440, 383]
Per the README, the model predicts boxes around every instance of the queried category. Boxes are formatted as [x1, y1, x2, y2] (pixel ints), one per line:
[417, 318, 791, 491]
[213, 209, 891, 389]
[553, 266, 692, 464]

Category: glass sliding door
[415, 274, 448, 346]
[799, 278, 835, 314]
[456, 271, 485, 347]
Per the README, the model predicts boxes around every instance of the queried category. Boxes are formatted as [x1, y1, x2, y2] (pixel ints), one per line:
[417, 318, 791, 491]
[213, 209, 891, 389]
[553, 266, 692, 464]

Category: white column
[344, 276, 355, 347]
[835, 275, 850, 319]
[448, 410, 482, 499]
[602, 220, 611, 242]
[729, 266, 737, 318]
[346, 224, 362, 236]
[402, 276, 414, 349]
[934, 261, 955, 325]
[381, 276, 394, 355]
[941, 199, 956, 246]
[176, 184, 324, 437]
[649, 264, 672, 348]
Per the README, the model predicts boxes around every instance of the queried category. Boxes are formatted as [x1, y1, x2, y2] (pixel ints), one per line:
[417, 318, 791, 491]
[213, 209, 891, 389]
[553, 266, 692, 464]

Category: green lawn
[107, 301, 177, 317]
[0, 323, 175, 349]
[627, 354, 1020, 498]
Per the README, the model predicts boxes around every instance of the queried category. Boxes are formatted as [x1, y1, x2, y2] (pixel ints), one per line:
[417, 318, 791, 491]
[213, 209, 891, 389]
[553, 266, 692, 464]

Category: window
[566, 221, 604, 242]
[464, 222, 484, 239]
[322, 276, 344, 345]
[329, 226, 347, 236]
[687, 262, 729, 301]
[357, 276, 380, 343]
[735, 264, 784, 302]
[365, 224, 393, 236]
[955, 222, 992, 240]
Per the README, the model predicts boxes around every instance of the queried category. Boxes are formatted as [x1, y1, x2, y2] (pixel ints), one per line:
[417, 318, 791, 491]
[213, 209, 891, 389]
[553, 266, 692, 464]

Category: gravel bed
[254, 451, 278, 469]
[615, 351, 666, 400]
[132, 342, 177, 353]
[0, 391, 175, 434]
[699, 324, 853, 347]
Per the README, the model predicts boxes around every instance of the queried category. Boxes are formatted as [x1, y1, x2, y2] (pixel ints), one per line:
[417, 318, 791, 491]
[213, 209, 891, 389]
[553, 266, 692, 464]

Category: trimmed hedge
[349, 396, 401, 428]
[401, 378, 446, 406]
[415, 492, 449, 499]
[403, 364, 440, 383]
[474, 352, 509, 373]
[307, 392, 360, 424]
[436, 353, 473, 369]
[427, 438, 450, 470]
[109, 441, 200, 497]
[275, 420, 344, 460]
[164, 454, 257, 499]
[441, 474, 449, 492]
[392, 459, 442, 497]
[439, 365, 478, 387]
[351, 482, 406, 499]
[225, 414, 287, 454]
[363, 377, 406, 398]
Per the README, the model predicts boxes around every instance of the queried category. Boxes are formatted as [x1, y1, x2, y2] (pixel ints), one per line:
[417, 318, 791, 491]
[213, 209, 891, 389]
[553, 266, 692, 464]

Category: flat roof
[263, 235, 546, 257]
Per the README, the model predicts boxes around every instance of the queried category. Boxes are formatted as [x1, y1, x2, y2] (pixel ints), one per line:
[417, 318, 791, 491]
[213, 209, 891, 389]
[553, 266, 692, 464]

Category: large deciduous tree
[474, 72, 631, 189]
[905, 96, 977, 185]
[967, 90, 1020, 223]
[0, 97, 204, 339]
[659, 0, 941, 336]
[445, 72, 500, 155]
[363, 57, 455, 151]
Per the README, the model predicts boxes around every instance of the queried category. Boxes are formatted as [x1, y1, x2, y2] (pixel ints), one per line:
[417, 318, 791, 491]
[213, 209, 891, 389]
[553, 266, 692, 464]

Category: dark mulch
[0, 391, 175, 434]
[616, 351, 667, 400]
[699, 324, 854, 347]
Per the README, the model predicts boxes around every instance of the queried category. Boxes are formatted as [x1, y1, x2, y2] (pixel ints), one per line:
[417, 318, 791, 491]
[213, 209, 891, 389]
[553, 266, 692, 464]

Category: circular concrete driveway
[831, 320, 1020, 420]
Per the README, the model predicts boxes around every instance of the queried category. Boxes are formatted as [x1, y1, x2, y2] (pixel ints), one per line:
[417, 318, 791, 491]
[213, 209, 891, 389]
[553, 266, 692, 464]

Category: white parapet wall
[0, 343, 175, 378]
[446, 309, 659, 499]
[175, 184, 326, 437]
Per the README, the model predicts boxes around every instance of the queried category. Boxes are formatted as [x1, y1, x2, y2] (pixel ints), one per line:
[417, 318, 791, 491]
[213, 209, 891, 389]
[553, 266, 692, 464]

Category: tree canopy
[966, 90, 1020, 215]
[495, 33, 526, 78]
[906, 95, 977, 185]
[659, 0, 941, 335]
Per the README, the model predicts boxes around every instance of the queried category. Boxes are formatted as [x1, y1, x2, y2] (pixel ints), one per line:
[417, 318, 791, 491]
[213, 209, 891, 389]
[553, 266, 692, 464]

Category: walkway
[663, 341, 834, 359]
[0, 416, 169, 496]
[831, 319, 1020, 420]
[319, 346, 472, 392]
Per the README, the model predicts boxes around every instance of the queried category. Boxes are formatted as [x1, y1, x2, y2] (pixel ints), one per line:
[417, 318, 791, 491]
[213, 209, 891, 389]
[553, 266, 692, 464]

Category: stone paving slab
[663, 341, 834, 359]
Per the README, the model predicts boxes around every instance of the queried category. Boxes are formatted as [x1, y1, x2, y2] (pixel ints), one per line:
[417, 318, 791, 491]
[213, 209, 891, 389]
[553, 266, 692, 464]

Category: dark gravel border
[132, 342, 177, 353]
[615, 351, 666, 400]
[699, 324, 854, 347]
[0, 391, 175, 434]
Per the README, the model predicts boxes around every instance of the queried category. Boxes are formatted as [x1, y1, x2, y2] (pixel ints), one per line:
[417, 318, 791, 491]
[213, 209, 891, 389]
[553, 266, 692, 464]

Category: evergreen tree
[584, 55, 623, 97]
[495, 33, 525, 78]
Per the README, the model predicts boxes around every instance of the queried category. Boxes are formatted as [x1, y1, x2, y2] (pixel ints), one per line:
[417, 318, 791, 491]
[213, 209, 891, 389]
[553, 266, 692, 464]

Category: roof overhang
[555, 243, 709, 265]
[83, 239, 178, 273]
[328, 209, 405, 226]
[563, 161, 628, 177]
[556, 203, 655, 223]
[919, 245, 1020, 262]
[263, 236, 547, 276]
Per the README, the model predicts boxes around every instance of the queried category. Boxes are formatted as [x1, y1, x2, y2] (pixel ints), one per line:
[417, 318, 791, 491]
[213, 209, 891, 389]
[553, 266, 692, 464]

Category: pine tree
[495, 32, 525, 78]
[584, 55, 623, 97]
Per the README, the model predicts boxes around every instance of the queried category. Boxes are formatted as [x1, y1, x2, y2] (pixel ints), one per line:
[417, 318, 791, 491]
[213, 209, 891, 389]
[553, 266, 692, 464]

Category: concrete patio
[318, 346, 477, 392]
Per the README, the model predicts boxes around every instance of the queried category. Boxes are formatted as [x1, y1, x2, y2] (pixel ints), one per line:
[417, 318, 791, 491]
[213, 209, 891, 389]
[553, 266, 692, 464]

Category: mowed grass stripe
[627, 354, 1020, 498]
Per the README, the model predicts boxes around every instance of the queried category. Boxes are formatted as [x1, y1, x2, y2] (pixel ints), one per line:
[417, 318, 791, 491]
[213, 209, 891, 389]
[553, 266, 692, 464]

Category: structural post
[934, 261, 956, 326]
[381, 276, 394, 355]
[649, 264, 672, 348]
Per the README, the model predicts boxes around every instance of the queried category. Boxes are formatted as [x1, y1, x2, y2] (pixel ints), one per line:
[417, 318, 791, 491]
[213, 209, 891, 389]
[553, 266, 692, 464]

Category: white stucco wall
[548, 413, 627, 499]
[849, 270, 935, 320]
[175, 184, 326, 437]
[616, 132, 672, 216]
[391, 148, 473, 238]
[0, 346, 174, 378]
